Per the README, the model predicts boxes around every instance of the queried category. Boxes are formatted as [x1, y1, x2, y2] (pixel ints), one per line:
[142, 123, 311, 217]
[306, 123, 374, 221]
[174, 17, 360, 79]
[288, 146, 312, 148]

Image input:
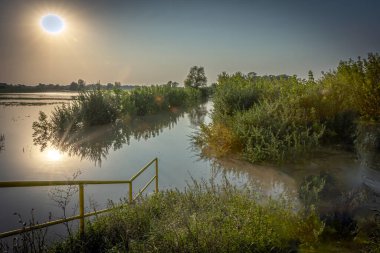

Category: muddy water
[356, 122, 380, 195]
[208, 149, 362, 198]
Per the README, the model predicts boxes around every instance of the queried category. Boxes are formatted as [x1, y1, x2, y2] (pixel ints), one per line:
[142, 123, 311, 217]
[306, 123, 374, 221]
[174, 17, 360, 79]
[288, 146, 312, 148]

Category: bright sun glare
[46, 149, 62, 161]
[40, 14, 65, 35]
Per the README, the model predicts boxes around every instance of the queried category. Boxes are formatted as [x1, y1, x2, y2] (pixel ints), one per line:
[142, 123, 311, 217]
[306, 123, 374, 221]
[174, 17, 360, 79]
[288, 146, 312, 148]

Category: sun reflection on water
[46, 148, 62, 161]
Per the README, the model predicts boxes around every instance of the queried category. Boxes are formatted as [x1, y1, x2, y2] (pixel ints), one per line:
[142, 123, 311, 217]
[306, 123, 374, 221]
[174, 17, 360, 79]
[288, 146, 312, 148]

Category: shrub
[233, 99, 324, 162]
[198, 53, 380, 162]
[50, 102, 81, 131]
[195, 122, 242, 157]
[320, 53, 380, 122]
[78, 89, 119, 126]
[213, 72, 261, 118]
[200, 74, 325, 162]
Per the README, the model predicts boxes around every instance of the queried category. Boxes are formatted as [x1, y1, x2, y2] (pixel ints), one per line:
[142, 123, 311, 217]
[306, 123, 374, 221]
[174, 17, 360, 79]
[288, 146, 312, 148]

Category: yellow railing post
[79, 184, 84, 236]
[155, 158, 159, 193]
[129, 182, 133, 203]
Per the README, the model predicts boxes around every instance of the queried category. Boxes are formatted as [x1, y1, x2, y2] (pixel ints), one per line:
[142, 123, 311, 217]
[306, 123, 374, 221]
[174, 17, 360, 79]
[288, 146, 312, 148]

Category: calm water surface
[0, 93, 232, 234]
[0, 92, 378, 237]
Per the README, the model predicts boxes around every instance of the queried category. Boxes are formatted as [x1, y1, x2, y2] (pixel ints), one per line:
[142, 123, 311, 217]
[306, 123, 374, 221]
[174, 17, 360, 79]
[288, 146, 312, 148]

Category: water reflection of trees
[187, 103, 208, 127]
[196, 146, 379, 219]
[33, 111, 186, 165]
[0, 134, 4, 152]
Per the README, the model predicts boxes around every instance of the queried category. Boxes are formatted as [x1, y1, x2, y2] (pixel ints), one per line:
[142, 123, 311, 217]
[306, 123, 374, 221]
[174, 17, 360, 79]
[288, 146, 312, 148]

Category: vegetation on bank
[51, 180, 324, 253]
[32, 65, 213, 143]
[195, 53, 380, 163]
[1, 179, 378, 252]
[32, 84, 206, 136]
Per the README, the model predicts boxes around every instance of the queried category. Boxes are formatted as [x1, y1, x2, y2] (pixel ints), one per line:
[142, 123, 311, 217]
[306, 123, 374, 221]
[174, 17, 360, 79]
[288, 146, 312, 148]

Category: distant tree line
[0, 80, 139, 93]
[0, 66, 213, 93]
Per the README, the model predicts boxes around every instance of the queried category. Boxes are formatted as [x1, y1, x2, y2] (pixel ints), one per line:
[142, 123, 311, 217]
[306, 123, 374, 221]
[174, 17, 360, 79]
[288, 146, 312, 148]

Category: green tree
[166, 81, 179, 87]
[184, 66, 207, 88]
[69, 81, 78, 90]
[308, 70, 314, 82]
[78, 79, 86, 89]
[114, 82, 121, 89]
[107, 83, 114, 90]
[334, 53, 380, 121]
[247, 72, 257, 80]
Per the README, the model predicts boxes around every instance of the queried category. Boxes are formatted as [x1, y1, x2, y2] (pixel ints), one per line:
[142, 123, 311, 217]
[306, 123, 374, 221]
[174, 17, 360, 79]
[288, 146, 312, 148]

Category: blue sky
[0, 0, 379, 85]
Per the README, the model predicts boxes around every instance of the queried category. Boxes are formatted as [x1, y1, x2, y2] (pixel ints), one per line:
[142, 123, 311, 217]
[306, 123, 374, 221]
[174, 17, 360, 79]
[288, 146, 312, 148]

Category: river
[0, 92, 379, 240]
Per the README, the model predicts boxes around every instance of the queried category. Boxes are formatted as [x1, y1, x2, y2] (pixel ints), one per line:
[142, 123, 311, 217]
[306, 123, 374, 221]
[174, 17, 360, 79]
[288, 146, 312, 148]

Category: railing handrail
[0, 157, 159, 239]
[129, 158, 157, 182]
[0, 180, 132, 187]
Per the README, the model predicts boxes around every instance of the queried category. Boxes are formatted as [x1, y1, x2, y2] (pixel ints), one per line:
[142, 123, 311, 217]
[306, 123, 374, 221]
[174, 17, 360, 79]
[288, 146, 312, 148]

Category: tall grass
[196, 73, 326, 162]
[2, 180, 378, 252]
[52, 180, 324, 253]
[78, 89, 120, 126]
[33, 85, 202, 135]
[120, 85, 201, 116]
[197, 53, 380, 162]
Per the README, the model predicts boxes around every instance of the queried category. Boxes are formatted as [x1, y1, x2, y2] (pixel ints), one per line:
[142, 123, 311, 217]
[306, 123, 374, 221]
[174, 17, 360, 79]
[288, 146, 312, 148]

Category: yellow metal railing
[0, 157, 159, 239]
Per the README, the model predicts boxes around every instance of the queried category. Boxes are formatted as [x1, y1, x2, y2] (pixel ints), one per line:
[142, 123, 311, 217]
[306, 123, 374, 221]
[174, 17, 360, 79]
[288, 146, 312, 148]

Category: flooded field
[0, 92, 378, 238]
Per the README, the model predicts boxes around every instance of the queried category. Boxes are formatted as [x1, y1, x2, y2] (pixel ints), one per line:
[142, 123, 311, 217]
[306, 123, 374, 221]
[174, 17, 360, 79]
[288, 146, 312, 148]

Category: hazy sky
[0, 0, 379, 85]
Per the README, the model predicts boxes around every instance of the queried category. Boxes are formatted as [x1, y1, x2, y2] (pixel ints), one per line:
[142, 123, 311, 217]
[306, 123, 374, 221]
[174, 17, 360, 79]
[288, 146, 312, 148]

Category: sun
[40, 14, 65, 35]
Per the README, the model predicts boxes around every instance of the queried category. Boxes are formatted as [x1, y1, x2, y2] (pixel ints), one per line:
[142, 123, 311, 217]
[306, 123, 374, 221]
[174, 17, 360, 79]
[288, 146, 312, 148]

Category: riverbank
[2, 177, 378, 252]
[190, 53, 380, 252]
[51, 180, 324, 253]
[43, 179, 378, 252]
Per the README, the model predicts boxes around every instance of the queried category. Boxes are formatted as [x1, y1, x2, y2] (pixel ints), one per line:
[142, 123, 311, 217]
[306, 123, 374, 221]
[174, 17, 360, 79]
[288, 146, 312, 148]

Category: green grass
[52, 180, 324, 253]
[2, 180, 378, 252]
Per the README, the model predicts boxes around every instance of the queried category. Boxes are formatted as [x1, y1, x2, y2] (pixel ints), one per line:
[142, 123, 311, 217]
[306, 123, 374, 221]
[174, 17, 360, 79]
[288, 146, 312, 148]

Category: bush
[213, 72, 261, 118]
[198, 53, 380, 162]
[195, 122, 242, 157]
[200, 73, 325, 162]
[233, 99, 324, 162]
[78, 89, 119, 126]
[320, 53, 380, 122]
